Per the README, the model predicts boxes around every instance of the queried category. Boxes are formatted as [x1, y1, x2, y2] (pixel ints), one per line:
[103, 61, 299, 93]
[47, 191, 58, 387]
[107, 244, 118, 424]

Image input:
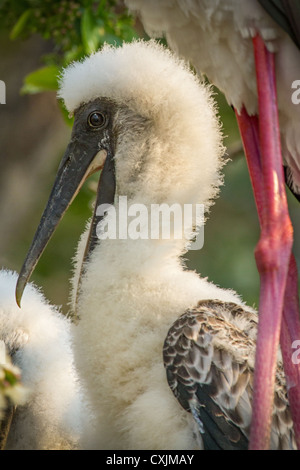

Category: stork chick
[15, 40, 295, 450]
[0, 270, 82, 449]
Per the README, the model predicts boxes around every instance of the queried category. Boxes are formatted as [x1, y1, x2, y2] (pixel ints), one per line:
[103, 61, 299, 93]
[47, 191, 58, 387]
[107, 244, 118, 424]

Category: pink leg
[236, 108, 300, 449]
[235, 35, 300, 449]
[280, 256, 300, 449]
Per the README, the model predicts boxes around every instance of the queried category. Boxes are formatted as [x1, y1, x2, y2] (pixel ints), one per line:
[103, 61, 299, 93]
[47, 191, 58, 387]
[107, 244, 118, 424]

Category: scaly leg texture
[235, 35, 300, 449]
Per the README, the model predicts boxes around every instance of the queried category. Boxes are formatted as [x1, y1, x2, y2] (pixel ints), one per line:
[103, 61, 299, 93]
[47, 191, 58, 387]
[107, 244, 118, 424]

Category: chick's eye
[88, 112, 106, 128]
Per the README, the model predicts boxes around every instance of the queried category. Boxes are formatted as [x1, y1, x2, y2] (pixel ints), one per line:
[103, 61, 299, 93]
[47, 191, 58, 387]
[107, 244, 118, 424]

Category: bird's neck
[69, 194, 204, 315]
[95, 194, 203, 259]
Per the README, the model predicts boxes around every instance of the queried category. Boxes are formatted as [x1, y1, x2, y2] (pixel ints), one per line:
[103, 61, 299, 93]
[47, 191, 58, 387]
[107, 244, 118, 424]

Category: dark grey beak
[16, 98, 116, 307]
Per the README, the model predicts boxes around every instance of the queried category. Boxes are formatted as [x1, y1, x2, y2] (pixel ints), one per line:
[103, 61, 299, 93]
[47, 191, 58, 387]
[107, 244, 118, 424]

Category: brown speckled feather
[163, 300, 296, 450]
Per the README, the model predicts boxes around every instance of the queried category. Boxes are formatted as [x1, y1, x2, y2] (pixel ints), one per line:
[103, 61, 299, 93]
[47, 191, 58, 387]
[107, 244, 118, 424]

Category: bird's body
[13, 40, 296, 449]
[71, 228, 249, 449]
[0, 270, 82, 450]
[125, 0, 300, 194]
[72, 235, 295, 449]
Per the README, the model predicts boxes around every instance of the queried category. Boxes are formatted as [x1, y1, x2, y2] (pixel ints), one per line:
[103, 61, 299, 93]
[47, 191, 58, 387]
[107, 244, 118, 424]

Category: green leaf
[96, 0, 108, 16]
[101, 33, 122, 46]
[81, 8, 99, 54]
[10, 9, 32, 40]
[4, 368, 18, 387]
[63, 45, 85, 66]
[21, 65, 60, 95]
[119, 23, 140, 42]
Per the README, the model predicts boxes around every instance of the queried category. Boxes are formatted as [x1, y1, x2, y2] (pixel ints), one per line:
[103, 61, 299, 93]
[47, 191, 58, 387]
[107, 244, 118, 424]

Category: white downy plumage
[0, 270, 83, 450]
[125, 0, 300, 193]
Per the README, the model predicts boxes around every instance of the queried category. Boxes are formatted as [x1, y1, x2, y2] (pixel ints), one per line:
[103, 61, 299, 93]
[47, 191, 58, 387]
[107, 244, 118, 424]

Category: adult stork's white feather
[125, 0, 300, 193]
[11, 40, 295, 450]
[124, 0, 300, 449]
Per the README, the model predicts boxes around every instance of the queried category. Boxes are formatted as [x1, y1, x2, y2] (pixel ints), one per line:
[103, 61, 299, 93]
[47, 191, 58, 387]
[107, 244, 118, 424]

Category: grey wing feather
[284, 166, 300, 202]
[163, 300, 296, 450]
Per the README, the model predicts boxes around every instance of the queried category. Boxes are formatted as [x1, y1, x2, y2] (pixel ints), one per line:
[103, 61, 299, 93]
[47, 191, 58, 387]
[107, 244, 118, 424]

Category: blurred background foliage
[0, 0, 299, 315]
